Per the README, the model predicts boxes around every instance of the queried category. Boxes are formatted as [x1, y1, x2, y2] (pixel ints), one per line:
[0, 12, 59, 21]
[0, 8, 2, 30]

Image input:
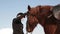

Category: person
[45, 4, 60, 34]
[12, 13, 25, 34]
[52, 4, 60, 34]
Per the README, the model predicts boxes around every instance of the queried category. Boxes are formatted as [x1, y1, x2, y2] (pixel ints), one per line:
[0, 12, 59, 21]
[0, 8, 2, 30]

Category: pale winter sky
[0, 0, 60, 34]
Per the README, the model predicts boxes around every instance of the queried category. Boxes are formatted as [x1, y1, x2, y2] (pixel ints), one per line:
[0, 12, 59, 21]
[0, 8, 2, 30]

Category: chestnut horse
[15, 4, 60, 34]
[25, 5, 58, 34]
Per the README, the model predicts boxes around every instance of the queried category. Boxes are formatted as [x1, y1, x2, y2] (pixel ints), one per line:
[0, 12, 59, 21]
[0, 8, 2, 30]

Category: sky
[0, 0, 60, 34]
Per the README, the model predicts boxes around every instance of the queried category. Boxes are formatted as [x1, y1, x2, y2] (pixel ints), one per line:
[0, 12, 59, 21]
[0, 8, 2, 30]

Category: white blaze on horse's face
[53, 10, 60, 20]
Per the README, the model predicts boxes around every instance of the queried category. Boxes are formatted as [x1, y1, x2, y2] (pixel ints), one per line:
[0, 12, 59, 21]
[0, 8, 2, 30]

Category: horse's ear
[28, 5, 31, 11]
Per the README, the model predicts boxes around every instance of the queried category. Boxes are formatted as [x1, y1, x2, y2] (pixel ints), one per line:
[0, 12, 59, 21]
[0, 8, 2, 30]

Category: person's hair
[17, 13, 24, 16]
[16, 13, 23, 17]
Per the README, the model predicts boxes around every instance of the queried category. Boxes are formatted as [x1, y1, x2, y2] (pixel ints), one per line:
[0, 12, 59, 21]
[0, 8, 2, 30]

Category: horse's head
[26, 15, 38, 32]
[26, 5, 39, 32]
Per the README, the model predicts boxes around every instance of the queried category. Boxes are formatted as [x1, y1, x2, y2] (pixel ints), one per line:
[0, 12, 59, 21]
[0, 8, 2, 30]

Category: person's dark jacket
[12, 18, 24, 34]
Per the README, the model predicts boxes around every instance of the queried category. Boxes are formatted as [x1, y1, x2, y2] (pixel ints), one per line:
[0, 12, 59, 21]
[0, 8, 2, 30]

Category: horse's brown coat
[26, 6, 56, 34]
[26, 14, 38, 32]
[23, 5, 60, 34]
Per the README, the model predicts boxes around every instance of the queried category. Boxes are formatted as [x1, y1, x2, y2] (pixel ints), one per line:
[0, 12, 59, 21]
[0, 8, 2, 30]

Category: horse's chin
[26, 26, 33, 32]
[27, 29, 33, 32]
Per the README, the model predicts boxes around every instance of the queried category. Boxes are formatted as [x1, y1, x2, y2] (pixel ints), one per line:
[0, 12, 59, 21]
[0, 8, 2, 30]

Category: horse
[25, 5, 56, 34]
[16, 4, 60, 34]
